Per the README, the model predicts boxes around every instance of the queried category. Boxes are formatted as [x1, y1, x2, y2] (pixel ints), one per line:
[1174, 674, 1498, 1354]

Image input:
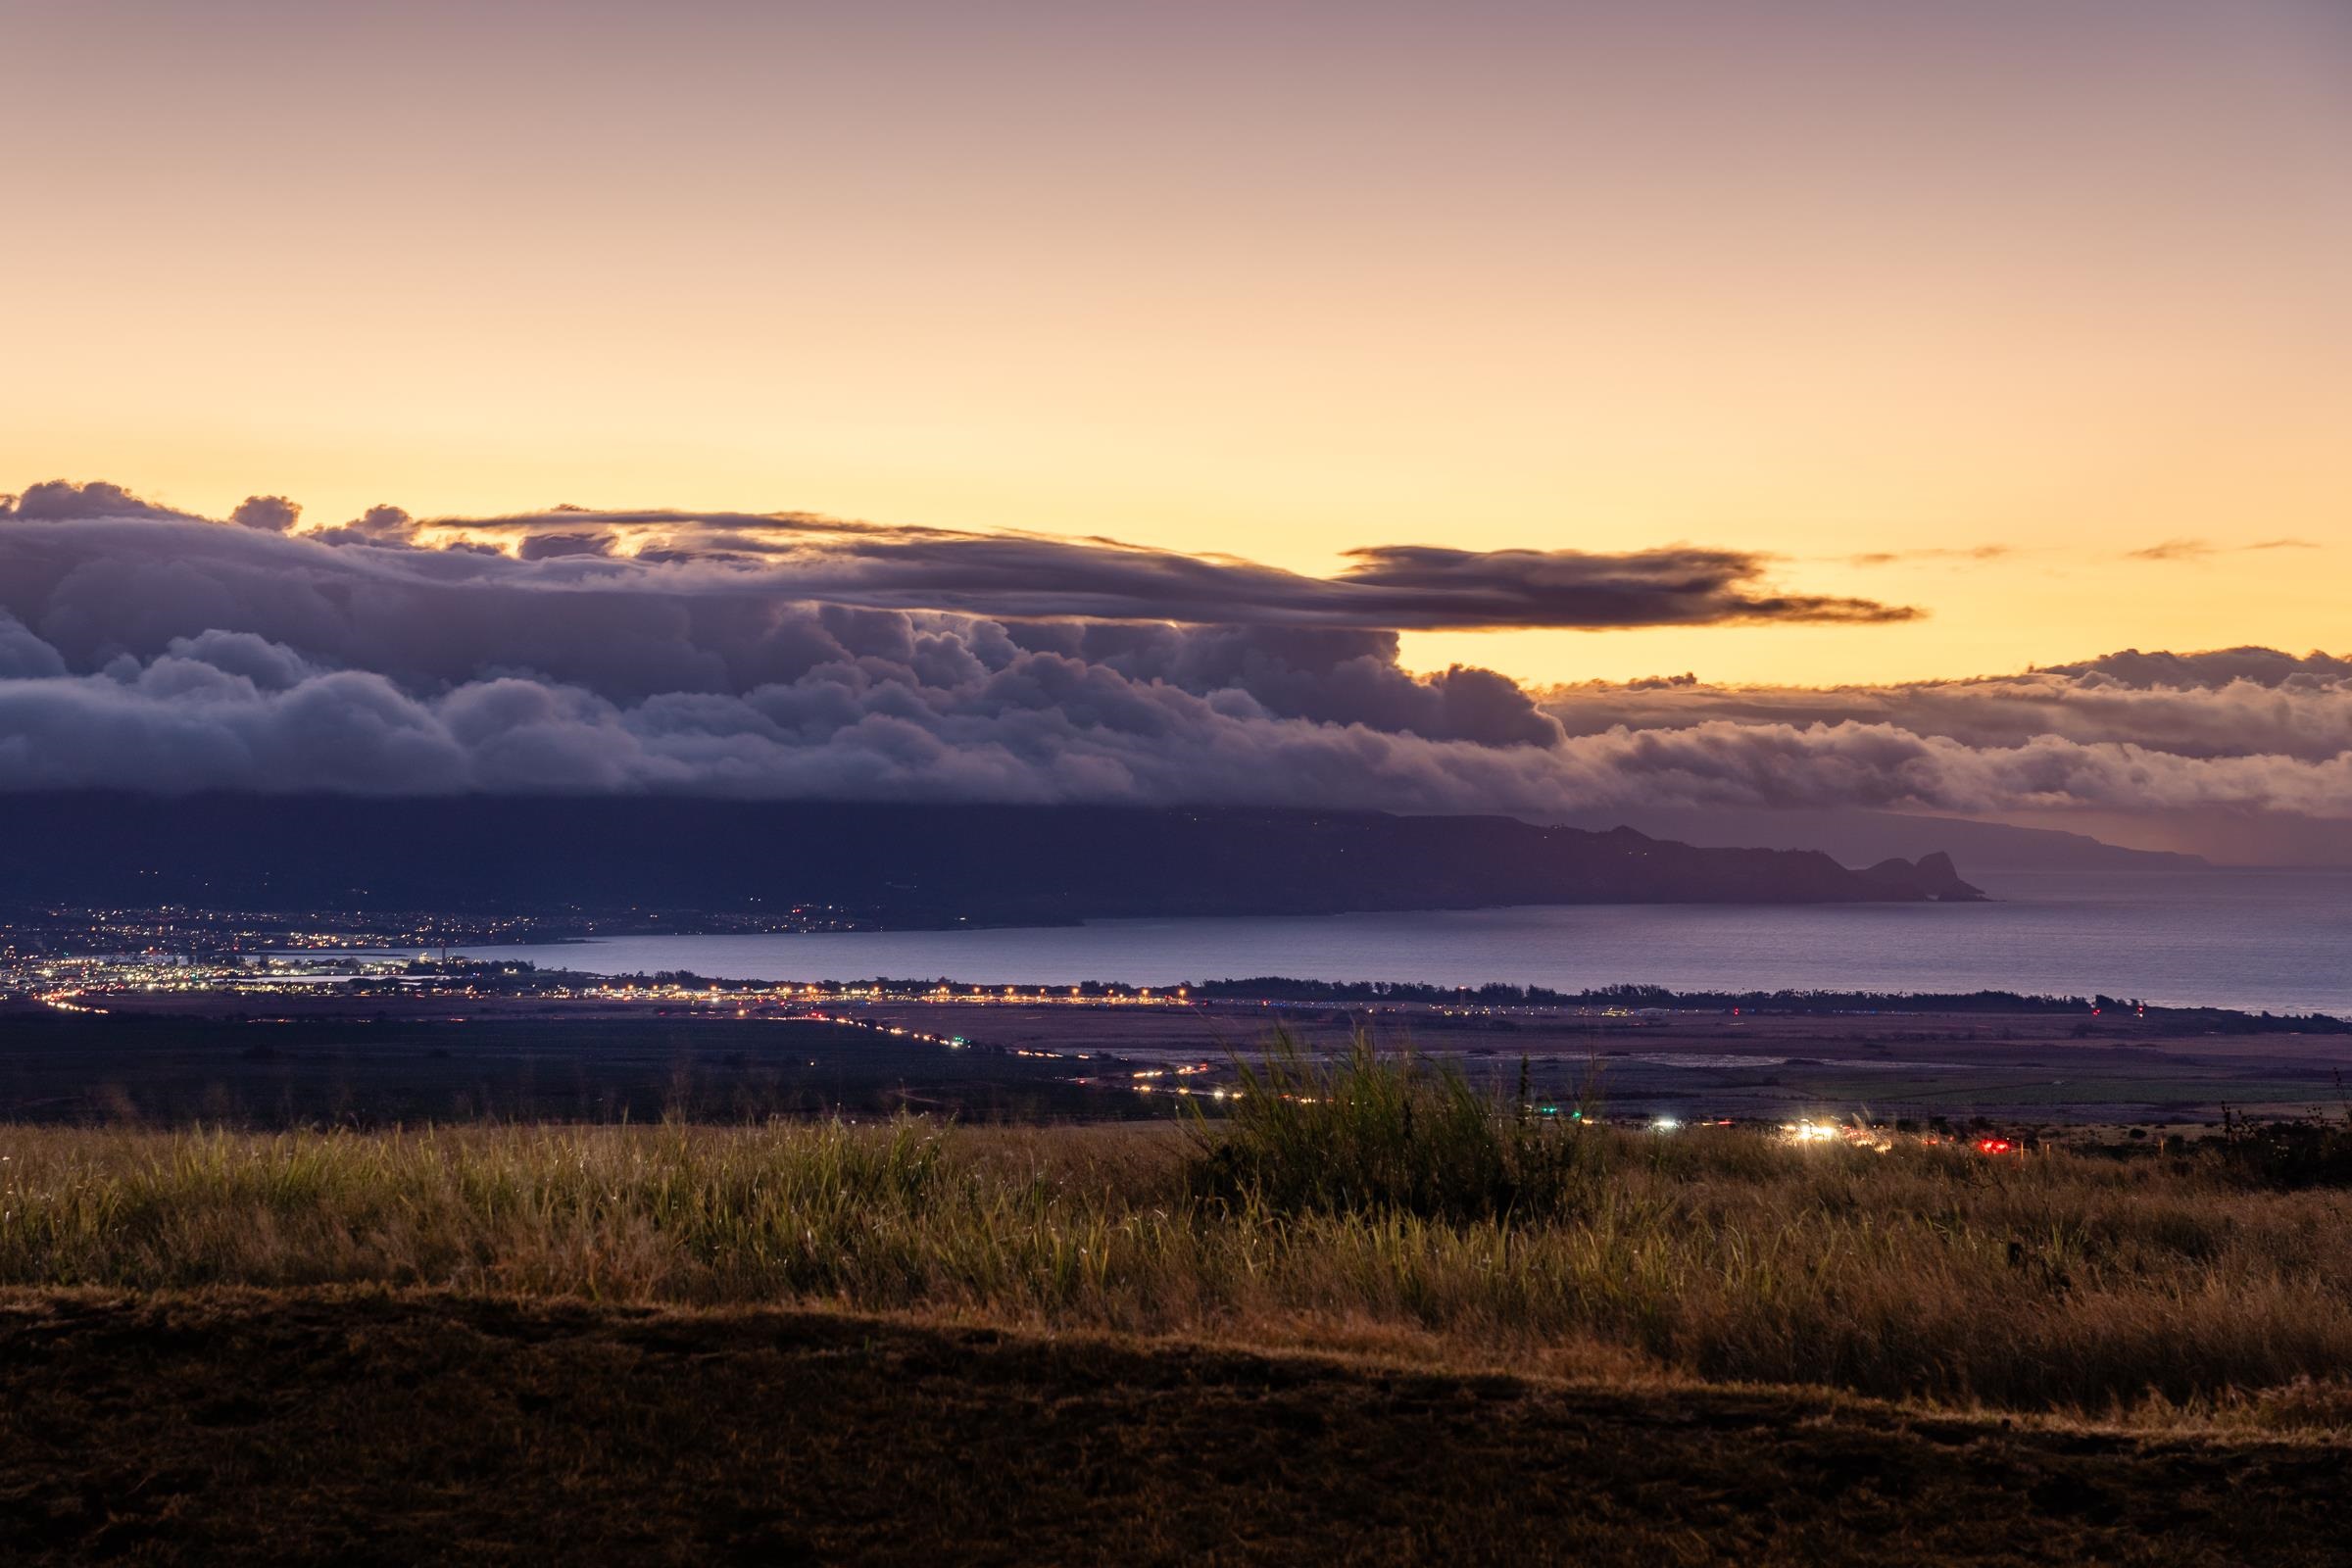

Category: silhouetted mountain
[0, 794, 1983, 926]
[1549, 806, 2204, 872]
[1856, 853, 1984, 902]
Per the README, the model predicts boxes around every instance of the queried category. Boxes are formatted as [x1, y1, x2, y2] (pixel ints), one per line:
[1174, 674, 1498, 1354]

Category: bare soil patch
[0, 1292, 2341, 1565]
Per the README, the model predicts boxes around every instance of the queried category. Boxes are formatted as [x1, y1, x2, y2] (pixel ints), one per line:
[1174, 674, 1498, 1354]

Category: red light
[1975, 1137, 2014, 1156]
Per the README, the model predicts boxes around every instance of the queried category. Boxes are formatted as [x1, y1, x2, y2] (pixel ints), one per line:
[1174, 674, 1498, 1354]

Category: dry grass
[3, 1097, 2350, 1433]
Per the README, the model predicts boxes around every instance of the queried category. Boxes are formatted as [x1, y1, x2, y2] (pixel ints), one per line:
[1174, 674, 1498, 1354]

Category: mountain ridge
[0, 793, 1982, 927]
[1550, 805, 2205, 872]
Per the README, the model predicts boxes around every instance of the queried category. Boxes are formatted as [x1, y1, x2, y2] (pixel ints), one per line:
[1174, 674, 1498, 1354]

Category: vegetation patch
[1185, 1036, 1604, 1222]
[3, 1048, 2351, 1427]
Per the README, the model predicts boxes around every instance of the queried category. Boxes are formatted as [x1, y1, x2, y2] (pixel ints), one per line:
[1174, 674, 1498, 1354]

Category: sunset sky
[5, 0, 2348, 688]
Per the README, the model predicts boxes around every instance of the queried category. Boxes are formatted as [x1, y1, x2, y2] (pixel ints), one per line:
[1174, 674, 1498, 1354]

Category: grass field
[3, 1048, 2349, 1423]
[2, 1045, 2347, 1561]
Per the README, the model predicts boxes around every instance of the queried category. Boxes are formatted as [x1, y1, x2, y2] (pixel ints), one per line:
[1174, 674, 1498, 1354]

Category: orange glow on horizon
[4, 1, 2346, 688]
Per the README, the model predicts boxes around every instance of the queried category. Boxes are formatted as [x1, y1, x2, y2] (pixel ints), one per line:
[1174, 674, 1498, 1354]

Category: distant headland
[0, 794, 1984, 929]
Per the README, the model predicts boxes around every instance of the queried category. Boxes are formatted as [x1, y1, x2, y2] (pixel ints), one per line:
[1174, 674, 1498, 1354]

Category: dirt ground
[0, 1291, 2343, 1566]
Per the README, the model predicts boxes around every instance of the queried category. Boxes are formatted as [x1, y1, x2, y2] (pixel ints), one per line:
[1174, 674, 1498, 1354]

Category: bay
[445, 868, 2352, 1017]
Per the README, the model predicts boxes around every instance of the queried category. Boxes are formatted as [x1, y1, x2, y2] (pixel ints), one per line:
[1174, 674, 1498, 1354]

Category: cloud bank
[1541, 648, 2352, 764]
[2, 482, 2347, 835]
[0, 481, 1914, 633]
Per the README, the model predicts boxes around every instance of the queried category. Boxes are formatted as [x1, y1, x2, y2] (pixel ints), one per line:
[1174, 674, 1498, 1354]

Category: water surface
[447, 869, 2352, 1016]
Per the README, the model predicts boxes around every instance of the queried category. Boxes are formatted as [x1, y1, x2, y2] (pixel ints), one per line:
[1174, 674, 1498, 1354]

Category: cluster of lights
[1780, 1119, 2023, 1157]
[788, 1012, 963, 1050]
[1779, 1119, 1893, 1152]
[36, 992, 108, 1014]
[0, 956, 2068, 1159]
[2, 953, 441, 1004]
[1108, 1077, 1250, 1101]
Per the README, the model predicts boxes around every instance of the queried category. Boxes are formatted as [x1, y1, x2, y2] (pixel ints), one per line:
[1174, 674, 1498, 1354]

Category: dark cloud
[105, 483, 1924, 629]
[1326, 545, 1915, 628]
[0, 482, 2345, 841]
[0, 486, 1915, 696]
[1, 480, 196, 522]
[0, 612, 2343, 822]
[2040, 646, 2352, 690]
[309, 503, 418, 548]
[0, 498, 1580, 784]
[396, 505, 1916, 631]
[0, 612, 69, 679]
[1540, 647, 2352, 766]
[229, 495, 302, 533]
[515, 531, 617, 562]
[1011, 622, 1562, 746]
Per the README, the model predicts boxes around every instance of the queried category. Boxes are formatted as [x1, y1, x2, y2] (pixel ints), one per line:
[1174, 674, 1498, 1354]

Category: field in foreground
[3, 1291, 2349, 1566]
[2, 1097, 2350, 1423]
[3, 1056, 2350, 1563]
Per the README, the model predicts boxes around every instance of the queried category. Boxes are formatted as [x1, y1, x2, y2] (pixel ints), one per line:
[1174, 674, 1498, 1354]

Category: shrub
[1185, 1031, 1599, 1222]
[2211, 1115, 2352, 1190]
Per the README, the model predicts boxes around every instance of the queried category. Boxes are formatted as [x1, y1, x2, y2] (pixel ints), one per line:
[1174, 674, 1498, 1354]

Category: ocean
[445, 868, 2352, 1016]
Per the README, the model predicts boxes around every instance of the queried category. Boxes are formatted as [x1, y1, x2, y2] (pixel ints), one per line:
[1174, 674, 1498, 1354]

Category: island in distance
[0, 793, 1983, 930]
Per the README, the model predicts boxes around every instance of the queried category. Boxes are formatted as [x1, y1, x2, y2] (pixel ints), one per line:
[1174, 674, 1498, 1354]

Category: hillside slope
[0, 1292, 2337, 1567]
[0, 794, 1983, 924]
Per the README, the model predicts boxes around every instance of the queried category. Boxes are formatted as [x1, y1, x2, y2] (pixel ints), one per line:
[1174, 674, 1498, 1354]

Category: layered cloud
[1, 482, 2348, 834]
[1541, 648, 2352, 765]
[148, 493, 1910, 631]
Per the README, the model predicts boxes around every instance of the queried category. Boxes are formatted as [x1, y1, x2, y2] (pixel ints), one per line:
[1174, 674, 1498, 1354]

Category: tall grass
[2, 1063, 2351, 1429]
[1187, 1032, 1600, 1221]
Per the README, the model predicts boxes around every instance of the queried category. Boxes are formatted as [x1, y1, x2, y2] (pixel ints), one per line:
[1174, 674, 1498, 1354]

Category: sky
[6, 0, 2348, 690]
